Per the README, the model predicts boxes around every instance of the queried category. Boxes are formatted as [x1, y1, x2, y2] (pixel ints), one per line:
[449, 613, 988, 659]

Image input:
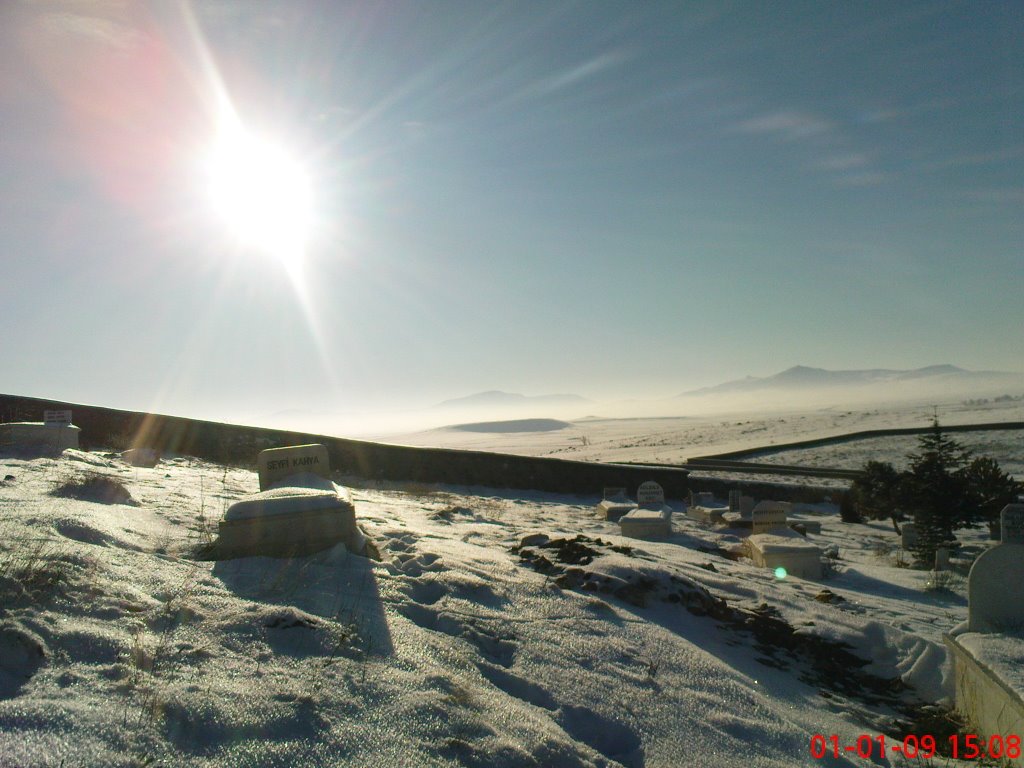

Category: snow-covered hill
[0, 448, 982, 767]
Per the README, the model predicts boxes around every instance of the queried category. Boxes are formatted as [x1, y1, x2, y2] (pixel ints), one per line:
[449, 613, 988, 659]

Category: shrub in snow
[52, 473, 137, 506]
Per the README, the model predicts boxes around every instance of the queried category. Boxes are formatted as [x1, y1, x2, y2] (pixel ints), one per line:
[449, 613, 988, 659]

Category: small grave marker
[728, 490, 742, 512]
[603, 487, 628, 502]
[1002, 504, 1024, 544]
[637, 481, 665, 509]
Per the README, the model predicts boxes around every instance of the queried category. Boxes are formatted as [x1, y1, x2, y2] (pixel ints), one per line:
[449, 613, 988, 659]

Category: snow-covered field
[0, 444, 994, 767]
[383, 400, 1024, 469]
[741, 429, 1024, 479]
[382, 401, 1024, 493]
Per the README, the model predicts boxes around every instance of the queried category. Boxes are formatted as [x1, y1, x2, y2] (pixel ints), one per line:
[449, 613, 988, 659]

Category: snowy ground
[383, 400, 1024, 473]
[0, 447, 996, 767]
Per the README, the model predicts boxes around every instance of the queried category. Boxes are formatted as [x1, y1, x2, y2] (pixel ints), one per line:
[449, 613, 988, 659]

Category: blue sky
[1, 1, 1022, 427]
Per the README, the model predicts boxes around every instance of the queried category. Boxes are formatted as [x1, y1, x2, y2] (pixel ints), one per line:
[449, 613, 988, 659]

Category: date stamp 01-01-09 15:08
[810, 733, 1022, 761]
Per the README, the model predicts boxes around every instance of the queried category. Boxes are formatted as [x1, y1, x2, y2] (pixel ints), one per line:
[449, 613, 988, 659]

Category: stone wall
[0, 394, 691, 497]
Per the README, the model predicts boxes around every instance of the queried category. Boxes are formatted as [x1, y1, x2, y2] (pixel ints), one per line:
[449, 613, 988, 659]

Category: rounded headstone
[1001, 504, 1024, 544]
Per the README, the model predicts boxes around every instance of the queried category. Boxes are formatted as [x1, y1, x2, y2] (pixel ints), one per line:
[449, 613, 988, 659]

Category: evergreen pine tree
[963, 456, 1022, 539]
[904, 419, 971, 564]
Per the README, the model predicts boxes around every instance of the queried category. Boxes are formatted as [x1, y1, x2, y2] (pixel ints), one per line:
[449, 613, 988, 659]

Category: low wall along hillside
[0, 394, 701, 499]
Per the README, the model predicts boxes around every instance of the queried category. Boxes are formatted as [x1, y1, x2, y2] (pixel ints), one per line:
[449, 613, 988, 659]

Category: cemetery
[681, 489, 827, 579]
[2, 395, 1022, 766]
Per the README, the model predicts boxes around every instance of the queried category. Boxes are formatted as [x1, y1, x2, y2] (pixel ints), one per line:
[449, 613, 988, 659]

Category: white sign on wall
[44, 410, 72, 426]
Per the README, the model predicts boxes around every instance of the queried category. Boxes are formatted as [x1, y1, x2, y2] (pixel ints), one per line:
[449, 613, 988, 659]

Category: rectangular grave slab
[598, 498, 637, 522]
[218, 485, 364, 558]
[620, 507, 672, 540]
[687, 505, 728, 525]
[746, 529, 822, 579]
[0, 422, 80, 454]
[258, 444, 331, 491]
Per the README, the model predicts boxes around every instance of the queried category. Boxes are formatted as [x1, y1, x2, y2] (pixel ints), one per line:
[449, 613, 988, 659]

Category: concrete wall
[945, 635, 1024, 768]
[0, 394, 691, 498]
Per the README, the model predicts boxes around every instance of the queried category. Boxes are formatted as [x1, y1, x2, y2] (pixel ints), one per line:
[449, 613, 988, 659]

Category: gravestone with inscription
[219, 444, 367, 558]
[967, 505, 1024, 633]
[44, 410, 73, 426]
[257, 444, 331, 491]
[637, 480, 666, 509]
[751, 501, 788, 535]
[620, 480, 672, 539]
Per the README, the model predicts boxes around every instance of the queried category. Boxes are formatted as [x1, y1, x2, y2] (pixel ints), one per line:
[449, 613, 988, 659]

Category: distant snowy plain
[0, 429, 995, 767]
[386, 400, 1024, 480]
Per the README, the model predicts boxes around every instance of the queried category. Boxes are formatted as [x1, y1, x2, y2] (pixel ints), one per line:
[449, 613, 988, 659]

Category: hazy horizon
[3, 2, 1022, 427]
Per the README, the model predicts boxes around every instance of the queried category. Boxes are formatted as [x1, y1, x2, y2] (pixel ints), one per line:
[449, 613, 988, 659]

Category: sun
[205, 121, 313, 266]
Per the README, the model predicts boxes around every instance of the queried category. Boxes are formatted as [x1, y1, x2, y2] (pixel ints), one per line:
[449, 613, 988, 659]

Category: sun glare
[206, 122, 313, 266]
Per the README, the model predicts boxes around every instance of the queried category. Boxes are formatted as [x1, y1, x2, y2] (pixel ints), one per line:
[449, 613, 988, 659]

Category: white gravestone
[257, 444, 331, 491]
[967, 505, 1024, 633]
[620, 481, 672, 539]
[637, 481, 665, 509]
[751, 502, 788, 536]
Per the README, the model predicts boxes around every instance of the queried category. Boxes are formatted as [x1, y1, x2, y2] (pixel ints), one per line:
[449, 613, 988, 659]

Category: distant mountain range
[681, 365, 1016, 397]
[436, 391, 591, 409]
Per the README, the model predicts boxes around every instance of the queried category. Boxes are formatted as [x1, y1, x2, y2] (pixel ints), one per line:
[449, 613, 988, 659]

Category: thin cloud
[919, 146, 1024, 172]
[832, 170, 892, 188]
[734, 108, 889, 188]
[815, 153, 870, 172]
[733, 110, 833, 141]
[960, 187, 1024, 204]
[516, 50, 628, 101]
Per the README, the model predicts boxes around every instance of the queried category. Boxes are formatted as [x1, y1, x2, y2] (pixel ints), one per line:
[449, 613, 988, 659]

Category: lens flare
[206, 119, 313, 269]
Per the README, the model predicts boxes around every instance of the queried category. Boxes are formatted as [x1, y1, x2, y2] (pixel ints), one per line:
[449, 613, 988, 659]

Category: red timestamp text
[810, 733, 1022, 761]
